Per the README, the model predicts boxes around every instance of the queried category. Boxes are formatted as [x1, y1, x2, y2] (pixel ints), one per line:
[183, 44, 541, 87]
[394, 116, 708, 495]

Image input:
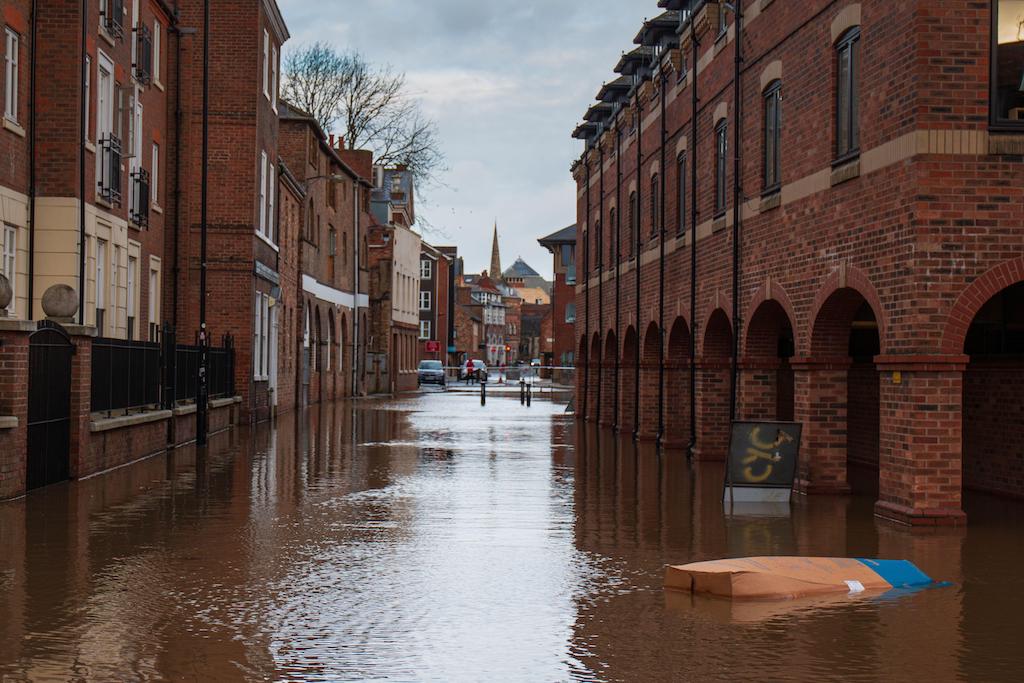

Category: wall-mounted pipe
[633, 91, 642, 440]
[597, 143, 604, 422]
[27, 0, 37, 320]
[613, 124, 622, 430]
[688, 12, 699, 458]
[729, 2, 743, 423]
[78, 0, 88, 325]
[583, 158, 591, 420]
[657, 67, 667, 447]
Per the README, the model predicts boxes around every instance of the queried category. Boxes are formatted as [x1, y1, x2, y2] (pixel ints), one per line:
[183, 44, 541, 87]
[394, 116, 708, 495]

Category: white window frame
[420, 259, 432, 279]
[419, 291, 431, 310]
[4, 28, 19, 122]
[127, 255, 137, 338]
[2, 224, 15, 315]
[112, 245, 121, 335]
[153, 20, 162, 84]
[419, 320, 430, 340]
[271, 44, 278, 111]
[262, 294, 270, 378]
[84, 55, 91, 141]
[95, 240, 107, 333]
[262, 29, 270, 100]
[151, 142, 159, 205]
[254, 293, 263, 379]
[130, 0, 140, 69]
[258, 151, 267, 236]
[267, 157, 276, 242]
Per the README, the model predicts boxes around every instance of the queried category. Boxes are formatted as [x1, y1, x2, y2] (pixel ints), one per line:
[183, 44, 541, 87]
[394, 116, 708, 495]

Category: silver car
[417, 360, 446, 387]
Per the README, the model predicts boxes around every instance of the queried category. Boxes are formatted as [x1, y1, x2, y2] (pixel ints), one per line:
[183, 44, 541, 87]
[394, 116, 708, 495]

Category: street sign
[724, 421, 802, 503]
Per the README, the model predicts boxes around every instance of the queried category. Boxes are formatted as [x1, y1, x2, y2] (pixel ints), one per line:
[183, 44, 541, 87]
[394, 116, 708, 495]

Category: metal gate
[27, 320, 73, 490]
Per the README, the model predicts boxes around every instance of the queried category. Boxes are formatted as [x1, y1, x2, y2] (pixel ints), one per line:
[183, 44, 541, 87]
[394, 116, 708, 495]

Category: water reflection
[0, 395, 1022, 680]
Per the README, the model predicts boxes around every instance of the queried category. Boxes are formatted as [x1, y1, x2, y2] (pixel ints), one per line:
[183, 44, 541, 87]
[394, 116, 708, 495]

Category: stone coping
[173, 396, 241, 417]
[91, 409, 172, 433]
[0, 415, 18, 429]
[0, 319, 36, 333]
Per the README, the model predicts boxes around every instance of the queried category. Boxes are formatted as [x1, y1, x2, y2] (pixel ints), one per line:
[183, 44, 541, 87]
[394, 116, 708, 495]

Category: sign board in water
[724, 421, 802, 503]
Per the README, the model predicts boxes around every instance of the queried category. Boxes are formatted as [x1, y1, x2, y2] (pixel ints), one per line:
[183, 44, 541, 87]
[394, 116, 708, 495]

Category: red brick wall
[0, 1, 30, 194]
[0, 328, 29, 499]
[964, 363, 1024, 498]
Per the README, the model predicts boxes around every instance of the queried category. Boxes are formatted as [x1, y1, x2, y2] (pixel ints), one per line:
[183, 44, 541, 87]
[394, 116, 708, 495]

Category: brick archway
[638, 322, 661, 440]
[698, 295, 733, 358]
[588, 332, 602, 422]
[619, 325, 639, 434]
[941, 256, 1024, 354]
[695, 309, 733, 461]
[808, 265, 886, 356]
[742, 298, 795, 422]
[575, 334, 588, 419]
[743, 279, 801, 356]
[664, 317, 693, 449]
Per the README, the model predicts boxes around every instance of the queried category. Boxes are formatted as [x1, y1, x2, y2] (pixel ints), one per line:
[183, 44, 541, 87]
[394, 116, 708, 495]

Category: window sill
[152, 204, 163, 215]
[256, 230, 280, 252]
[99, 26, 116, 47]
[988, 132, 1024, 155]
[760, 0, 776, 9]
[830, 157, 861, 186]
[85, 140, 96, 154]
[3, 118, 25, 138]
[153, 79, 165, 92]
[96, 196, 114, 210]
[712, 214, 727, 233]
[831, 150, 860, 169]
[760, 191, 781, 212]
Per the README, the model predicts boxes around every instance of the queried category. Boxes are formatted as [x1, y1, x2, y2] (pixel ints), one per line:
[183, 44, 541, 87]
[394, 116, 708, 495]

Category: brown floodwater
[1, 389, 1023, 681]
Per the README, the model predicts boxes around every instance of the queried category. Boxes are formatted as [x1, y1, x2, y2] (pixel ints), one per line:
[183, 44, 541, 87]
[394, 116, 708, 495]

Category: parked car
[461, 359, 487, 381]
[417, 360, 446, 387]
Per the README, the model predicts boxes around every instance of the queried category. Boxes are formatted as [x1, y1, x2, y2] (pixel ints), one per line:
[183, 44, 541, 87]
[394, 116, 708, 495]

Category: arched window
[835, 27, 860, 160]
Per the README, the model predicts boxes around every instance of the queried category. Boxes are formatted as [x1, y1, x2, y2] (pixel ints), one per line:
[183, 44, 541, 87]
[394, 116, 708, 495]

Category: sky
[279, 0, 657, 279]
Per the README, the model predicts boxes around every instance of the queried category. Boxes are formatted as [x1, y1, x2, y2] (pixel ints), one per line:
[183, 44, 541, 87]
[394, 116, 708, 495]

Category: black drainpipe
[633, 90, 642, 439]
[729, 3, 743, 423]
[613, 123, 622, 430]
[688, 15, 700, 458]
[583, 157, 591, 421]
[657, 65, 667, 447]
[172, 8, 184, 331]
[78, 0, 88, 325]
[597, 142, 604, 423]
[27, 0, 37, 320]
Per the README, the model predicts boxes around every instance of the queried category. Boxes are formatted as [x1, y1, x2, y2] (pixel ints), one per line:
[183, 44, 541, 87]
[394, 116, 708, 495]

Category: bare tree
[282, 43, 445, 191]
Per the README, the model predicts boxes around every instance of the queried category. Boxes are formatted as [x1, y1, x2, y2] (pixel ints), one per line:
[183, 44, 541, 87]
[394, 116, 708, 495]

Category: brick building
[538, 224, 577, 372]
[278, 100, 371, 408]
[458, 272, 508, 365]
[573, 0, 1024, 525]
[418, 242, 455, 364]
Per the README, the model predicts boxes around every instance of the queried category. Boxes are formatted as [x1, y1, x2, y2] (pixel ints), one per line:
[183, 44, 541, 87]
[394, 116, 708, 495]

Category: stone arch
[830, 3, 862, 44]
[713, 100, 728, 125]
[701, 307, 733, 359]
[760, 60, 783, 92]
[695, 309, 733, 460]
[619, 325, 639, 434]
[808, 265, 886, 357]
[667, 317, 691, 360]
[742, 299, 796, 422]
[642, 321, 661, 365]
[743, 279, 801, 356]
[941, 255, 1024, 355]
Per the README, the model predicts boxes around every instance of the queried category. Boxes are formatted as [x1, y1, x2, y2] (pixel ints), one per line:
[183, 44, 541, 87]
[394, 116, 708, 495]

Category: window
[628, 191, 637, 258]
[2, 224, 15, 315]
[254, 293, 263, 379]
[127, 256, 136, 339]
[608, 208, 616, 264]
[420, 320, 431, 340]
[153, 20, 162, 83]
[593, 220, 601, 270]
[763, 81, 782, 192]
[560, 243, 574, 267]
[649, 174, 659, 236]
[85, 56, 92, 141]
[112, 245, 121, 334]
[267, 158, 276, 241]
[565, 302, 577, 324]
[677, 153, 687, 235]
[96, 240, 107, 334]
[328, 228, 336, 256]
[259, 151, 267, 237]
[718, 3, 728, 38]
[262, 30, 270, 99]
[715, 120, 728, 215]
[271, 44, 278, 111]
[835, 28, 860, 160]
[4, 28, 18, 122]
[420, 291, 431, 310]
[151, 142, 159, 205]
[420, 259, 432, 278]
[993, 1, 1024, 126]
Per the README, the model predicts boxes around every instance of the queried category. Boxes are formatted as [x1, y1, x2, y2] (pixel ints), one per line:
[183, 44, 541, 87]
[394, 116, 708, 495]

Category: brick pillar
[66, 326, 95, 480]
[739, 359, 781, 421]
[0, 321, 33, 500]
[586, 360, 600, 422]
[575, 359, 586, 420]
[694, 357, 730, 461]
[636, 361, 660, 441]
[874, 355, 968, 526]
[792, 357, 852, 494]
[618, 364, 637, 434]
[662, 360, 691, 450]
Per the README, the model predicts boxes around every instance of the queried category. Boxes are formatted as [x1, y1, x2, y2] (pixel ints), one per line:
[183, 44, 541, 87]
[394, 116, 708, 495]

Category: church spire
[490, 222, 502, 280]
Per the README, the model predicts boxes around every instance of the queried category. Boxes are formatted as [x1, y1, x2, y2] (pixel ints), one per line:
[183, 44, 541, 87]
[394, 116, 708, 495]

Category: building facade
[539, 224, 577, 372]
[418, 242, 455, 364]
[573, 0, 1024, 525]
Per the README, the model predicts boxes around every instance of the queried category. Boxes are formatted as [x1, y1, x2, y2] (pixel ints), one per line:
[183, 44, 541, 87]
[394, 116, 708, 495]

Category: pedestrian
[465, 358, 474, 384]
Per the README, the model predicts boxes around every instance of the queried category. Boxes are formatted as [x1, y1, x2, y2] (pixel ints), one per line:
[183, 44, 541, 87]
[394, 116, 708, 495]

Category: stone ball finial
[42, 284, 78, 321]
[0, 274, 11, 312]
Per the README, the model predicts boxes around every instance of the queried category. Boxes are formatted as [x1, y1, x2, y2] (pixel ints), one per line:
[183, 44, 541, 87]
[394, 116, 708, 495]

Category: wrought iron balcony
[134, 24, 153, 84]
[130, 168, 150, 227]
[102, 0, 125, 41]
[98, 135, 122, 206]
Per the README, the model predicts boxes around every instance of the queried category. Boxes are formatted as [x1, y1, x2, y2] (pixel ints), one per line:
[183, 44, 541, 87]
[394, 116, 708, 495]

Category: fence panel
[90, 337, 162, 415]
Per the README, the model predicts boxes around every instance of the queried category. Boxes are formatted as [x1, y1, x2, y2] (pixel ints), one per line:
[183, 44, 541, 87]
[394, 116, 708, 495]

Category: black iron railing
[134, 24, 152, 84]
[130, 167, 150, 227]
[98, 135, 122, 206]
[91, 336, 162, 415]
[102, 0, 125, 41]
[90, 327, 235, 414]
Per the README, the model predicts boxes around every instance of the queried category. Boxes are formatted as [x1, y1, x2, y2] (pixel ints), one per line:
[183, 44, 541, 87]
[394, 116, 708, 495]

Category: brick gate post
[693, 356, 731, 461]
[0, 320, 34, 500]
[65, 326, 96, 480]
[792, 357, 852, 494]
[874, 355, 968, 526]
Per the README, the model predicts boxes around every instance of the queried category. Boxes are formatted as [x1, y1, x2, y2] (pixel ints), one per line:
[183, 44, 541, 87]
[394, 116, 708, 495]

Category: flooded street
[2, 390, 1024, 681]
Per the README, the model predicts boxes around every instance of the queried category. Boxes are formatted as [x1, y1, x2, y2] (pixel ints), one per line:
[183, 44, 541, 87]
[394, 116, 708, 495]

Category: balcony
[98, 135, 122, 206]
[102, 0, 125, 41]
[130, 168, 150, 227]
[134, 24, 153, 84]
